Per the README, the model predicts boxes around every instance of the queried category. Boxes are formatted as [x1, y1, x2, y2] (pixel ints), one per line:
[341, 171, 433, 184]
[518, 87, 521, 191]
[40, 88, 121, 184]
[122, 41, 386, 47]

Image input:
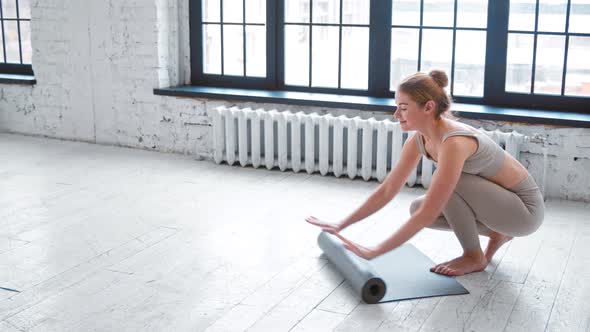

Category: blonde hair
[397, 70, 452, 119]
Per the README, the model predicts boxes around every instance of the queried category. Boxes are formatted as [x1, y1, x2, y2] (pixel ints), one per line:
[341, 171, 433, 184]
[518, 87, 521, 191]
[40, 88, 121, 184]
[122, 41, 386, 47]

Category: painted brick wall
[0, 0, 588, 201]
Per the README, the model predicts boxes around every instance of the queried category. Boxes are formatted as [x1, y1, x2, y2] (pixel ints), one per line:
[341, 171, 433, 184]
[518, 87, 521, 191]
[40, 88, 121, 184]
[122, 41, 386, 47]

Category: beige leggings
[410, 173, 545, 252]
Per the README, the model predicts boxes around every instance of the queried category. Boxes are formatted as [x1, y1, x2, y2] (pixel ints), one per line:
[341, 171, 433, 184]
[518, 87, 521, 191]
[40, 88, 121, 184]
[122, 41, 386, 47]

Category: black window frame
[190, 0, 590, 114]
[192, 0, 278, 90]
[485, 0, 589, 113]
[0, 0, 33, 76]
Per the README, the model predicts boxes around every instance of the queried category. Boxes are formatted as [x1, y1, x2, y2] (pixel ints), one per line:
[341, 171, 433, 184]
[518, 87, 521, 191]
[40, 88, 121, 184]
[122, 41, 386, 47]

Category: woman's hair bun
[429, 69, 448, 88]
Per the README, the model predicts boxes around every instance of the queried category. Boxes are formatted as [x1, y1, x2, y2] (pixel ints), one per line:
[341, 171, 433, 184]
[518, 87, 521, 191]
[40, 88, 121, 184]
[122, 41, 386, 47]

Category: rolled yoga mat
[317, 232, 469, 304]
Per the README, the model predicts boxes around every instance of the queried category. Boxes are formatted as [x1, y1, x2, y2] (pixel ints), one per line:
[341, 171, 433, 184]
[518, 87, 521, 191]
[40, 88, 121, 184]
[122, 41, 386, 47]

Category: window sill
[0, 74, 36, 85]
[154, 86, 590, 128]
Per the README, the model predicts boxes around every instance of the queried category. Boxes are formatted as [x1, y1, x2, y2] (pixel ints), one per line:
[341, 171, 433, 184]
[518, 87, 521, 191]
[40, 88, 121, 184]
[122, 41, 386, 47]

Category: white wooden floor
[0, 133, 588, 332]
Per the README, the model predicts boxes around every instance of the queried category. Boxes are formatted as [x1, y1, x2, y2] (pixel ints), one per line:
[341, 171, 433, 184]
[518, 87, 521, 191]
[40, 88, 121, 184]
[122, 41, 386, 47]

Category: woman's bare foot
[484, 231, 513, 262]
[430, 251, 488, 276]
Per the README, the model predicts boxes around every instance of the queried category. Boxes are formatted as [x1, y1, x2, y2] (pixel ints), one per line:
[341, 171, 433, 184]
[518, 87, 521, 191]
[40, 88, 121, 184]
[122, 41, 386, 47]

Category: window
[0, 0, 33, 75]
[501, 0, 590, 109]
[283, 0, 370, 90]
[390, 0, 488, 97]
[195, 0, 275, 89]
[191, 0, 590, 113]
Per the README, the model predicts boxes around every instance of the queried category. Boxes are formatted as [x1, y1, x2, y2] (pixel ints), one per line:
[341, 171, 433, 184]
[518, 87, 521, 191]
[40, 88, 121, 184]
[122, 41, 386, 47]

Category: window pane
[312, 26, 339, 87]
[423, 0, 454, 27]
[0, 32, 4, 62]
[341, 27, 369, 90]
[506, 33, 534, 93]
[203, 24, 222, 74]
[285, 25, 309, 86]
[390, 28, 419, 91]
[223, 25, 244, 75]
[569, 0, 590, 33]
[392, 0, 420, 26]
[456, 0, 488, 28]
[285, 0, 310, 23]
[313, 0, 340, 23]
[342, 0, 370, 25]
[20, 21, 31, 64]
[246, 26, 266, 77]
[4, 21, 20, 63]
[2, 0, 17, 19]
[538, 0, 568, 32]
[509, 0, 536, 31]
[19, 0, 30, 19]
[454, 30, 486, 96]
[223, 0, 243, 23]
[421, 29, 453, 86]
[203, 0, 220, 22]
[565, 36, 590, 96]
[245, 0, 265, 23]
[534, 34, 565, 94]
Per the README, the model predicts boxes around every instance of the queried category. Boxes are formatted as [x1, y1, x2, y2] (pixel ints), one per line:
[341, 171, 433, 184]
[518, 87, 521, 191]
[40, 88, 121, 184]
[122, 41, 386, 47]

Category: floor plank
[503, 222, 577, 332]
[545, 222, 590, 332]
[333, 302, 399, 332]
[464, 280, 523, 332]
[204, 256, 328, 331]
[291, 308, 347, 332]
[377, 297, 441, 331]
[246, 262, 344, 332]
[0, 320, 22, 332]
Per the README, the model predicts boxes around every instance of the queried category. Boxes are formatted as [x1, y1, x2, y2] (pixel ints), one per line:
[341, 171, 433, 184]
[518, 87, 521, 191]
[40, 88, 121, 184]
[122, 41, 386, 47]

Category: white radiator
[210, 106, 526, 188]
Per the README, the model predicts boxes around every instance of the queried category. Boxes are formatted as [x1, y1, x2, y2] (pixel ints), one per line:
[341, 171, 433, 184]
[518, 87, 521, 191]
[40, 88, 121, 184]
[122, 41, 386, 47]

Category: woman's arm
[337, 136, 472, 259]
[306, 133, 423, 232]
[337, 133, 423, 229]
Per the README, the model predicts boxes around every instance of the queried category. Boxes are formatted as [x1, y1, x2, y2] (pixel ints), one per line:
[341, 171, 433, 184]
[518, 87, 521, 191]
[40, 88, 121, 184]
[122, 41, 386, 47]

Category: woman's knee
[409, 196, 425, 215]
[506, 214, 543, 237]
[453, 173, 493, 195]
[410, 195, 451, 231]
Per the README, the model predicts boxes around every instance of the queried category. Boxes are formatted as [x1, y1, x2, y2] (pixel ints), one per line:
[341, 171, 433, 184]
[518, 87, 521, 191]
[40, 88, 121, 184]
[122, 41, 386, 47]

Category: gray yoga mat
[317, 232, 469, 304]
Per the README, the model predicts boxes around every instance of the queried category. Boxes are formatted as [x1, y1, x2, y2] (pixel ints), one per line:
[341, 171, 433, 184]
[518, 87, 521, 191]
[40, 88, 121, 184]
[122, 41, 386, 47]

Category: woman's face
[394, 91, 427, 131]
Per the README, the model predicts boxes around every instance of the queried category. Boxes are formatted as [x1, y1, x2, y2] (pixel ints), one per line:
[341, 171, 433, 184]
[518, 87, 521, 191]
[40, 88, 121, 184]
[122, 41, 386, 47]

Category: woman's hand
[333, 232, 380, 260]
[305, 216, 344, 234]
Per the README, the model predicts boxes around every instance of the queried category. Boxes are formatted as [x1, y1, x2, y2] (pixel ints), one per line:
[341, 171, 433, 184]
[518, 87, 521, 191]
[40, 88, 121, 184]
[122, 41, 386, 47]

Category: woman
[306, 70, 544, 276]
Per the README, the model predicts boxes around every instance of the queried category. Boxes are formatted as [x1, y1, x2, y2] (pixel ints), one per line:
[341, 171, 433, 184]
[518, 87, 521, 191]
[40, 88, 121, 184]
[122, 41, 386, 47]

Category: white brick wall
[0, 0, 588, 201]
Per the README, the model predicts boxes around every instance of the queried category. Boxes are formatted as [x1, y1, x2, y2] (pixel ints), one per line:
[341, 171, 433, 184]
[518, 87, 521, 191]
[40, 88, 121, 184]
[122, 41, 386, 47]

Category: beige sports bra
[415, 129, 506, 178]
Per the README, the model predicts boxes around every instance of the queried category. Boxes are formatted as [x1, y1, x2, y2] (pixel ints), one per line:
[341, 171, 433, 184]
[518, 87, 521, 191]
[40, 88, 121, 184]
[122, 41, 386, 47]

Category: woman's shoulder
[442, 123, 480, 141]
[447, 120, 479, 133]
[440, 123, 480, 156]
